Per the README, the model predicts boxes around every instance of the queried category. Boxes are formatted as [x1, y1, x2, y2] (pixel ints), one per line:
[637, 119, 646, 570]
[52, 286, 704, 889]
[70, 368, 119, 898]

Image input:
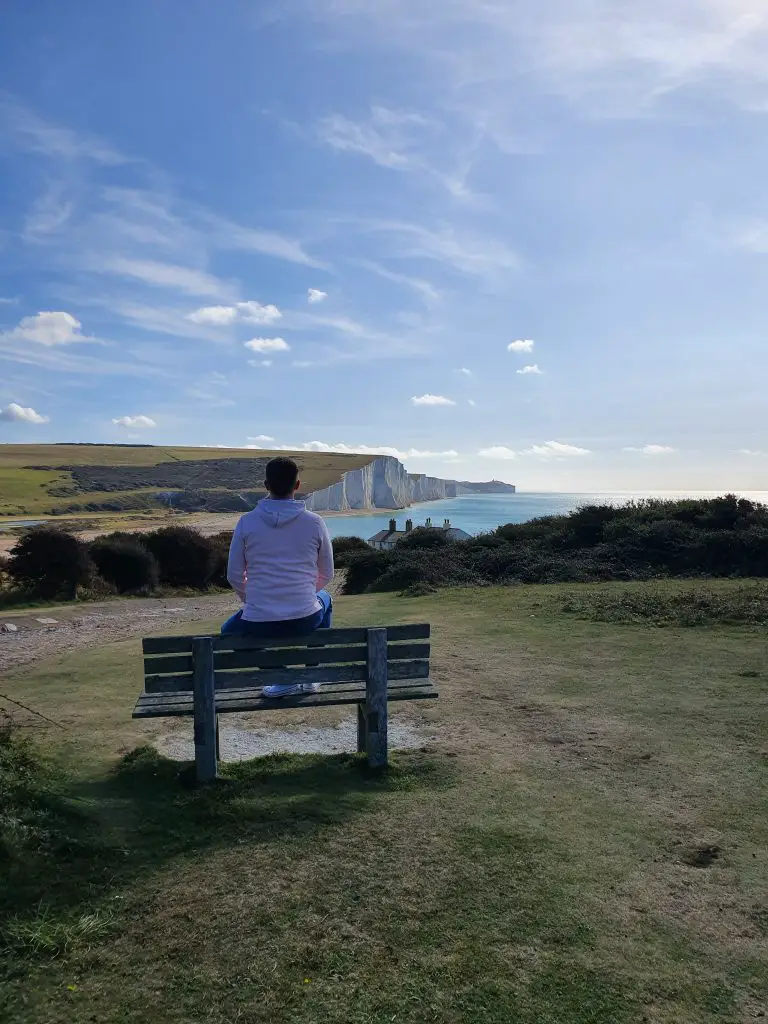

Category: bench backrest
[142, 624, 430, 694]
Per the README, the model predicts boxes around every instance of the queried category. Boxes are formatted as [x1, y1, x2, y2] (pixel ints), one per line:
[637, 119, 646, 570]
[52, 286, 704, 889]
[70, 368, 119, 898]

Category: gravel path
[0, 575, 346, 676]
[157, 720, 439, 762]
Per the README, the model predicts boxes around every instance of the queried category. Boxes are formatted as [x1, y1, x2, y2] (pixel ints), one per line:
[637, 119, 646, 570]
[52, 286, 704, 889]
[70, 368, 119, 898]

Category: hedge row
[343, 495, 768, 595]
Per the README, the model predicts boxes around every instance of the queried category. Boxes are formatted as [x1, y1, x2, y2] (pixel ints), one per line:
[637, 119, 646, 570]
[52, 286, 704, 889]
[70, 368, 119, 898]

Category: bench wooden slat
[137, 676, 432, 707]
[133, 681, 438, 718]
[144, 642, 430, 678]
[142, 623, 430, 655]
[144, 659, 429, 694]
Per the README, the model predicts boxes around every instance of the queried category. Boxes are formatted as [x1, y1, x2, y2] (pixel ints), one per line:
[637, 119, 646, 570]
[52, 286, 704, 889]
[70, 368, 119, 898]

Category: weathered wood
[144, 659, 430, 694]
[365, 627, 389, 768]
[144, 642, 429, 678]
[192, 636, 217, 783]
[142, 623, 430, 655]
[137, 677, 436, 707]
[356, 702, 366, 753]
[133, 681, 437, 718]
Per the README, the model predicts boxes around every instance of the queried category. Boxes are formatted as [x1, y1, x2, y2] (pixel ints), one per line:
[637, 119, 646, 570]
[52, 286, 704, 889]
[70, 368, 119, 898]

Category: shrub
[208, 530, 234, 588]
[332, 536, 369, 567]
[560, 584, 768, 627]
[343, 551, 393, 594]
[142, 526, 215, 589]
[396, 527, 453, 550]
[7, 528, 92, 598]
[89, 537, 159, 594]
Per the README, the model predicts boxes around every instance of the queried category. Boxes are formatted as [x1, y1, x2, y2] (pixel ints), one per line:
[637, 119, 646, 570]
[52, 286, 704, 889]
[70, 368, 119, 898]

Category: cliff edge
[305, 456, 515, 511]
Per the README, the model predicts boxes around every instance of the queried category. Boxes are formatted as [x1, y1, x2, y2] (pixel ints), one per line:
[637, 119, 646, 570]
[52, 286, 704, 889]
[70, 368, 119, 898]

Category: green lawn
[2, 583, 767, 1023]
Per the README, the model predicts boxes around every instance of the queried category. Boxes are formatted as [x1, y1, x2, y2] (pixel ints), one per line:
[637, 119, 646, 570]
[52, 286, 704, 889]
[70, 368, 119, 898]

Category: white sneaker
[262, 682, 321, 698]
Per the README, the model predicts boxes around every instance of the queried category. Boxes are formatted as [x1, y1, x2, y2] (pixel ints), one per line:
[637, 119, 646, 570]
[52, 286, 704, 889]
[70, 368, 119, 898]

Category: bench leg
[365, 628, 388, 768]
[356, 702, 366, 753]
[192, 636, 218, 783]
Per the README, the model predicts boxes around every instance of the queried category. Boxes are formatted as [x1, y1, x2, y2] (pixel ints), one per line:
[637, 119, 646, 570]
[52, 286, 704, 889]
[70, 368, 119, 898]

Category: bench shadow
[3, 745, 453, 961]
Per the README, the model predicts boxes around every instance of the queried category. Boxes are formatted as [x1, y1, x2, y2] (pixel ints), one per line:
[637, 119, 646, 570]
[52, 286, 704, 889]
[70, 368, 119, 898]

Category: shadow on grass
[1, 743, 452, 971]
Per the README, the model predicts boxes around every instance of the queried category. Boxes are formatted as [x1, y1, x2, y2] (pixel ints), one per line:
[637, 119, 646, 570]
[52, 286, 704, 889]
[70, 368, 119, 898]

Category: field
[0, 445, 372, 519]
[2, 581, 766, 1023]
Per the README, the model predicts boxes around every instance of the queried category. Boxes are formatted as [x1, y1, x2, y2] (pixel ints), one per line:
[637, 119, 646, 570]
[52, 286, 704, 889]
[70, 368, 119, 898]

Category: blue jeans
[221, 590, 333, 638]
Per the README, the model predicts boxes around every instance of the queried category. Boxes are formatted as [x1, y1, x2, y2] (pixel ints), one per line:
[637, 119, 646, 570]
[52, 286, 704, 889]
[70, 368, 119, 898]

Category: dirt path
[0, 575, 347, 676]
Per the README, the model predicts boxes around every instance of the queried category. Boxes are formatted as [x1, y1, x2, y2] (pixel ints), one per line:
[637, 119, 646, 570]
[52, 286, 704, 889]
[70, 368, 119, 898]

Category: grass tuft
[559, 583, 768, 626]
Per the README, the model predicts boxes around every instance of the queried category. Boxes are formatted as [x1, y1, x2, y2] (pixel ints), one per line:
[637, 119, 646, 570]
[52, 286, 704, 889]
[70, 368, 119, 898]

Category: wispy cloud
[307, 288, 328, 304]
[91, 256, 238, 300]
[23, 182, 74, 241]
[523, 440, 590, 458]
[367, 220, 522, 282]
[0, 94, 128, 164]
[356, 259, 440, 303]
[516, 363, 542, 375]
[252, 438, 459, 459]
[0, 402, 49, 424]
[624, 444, 676, 455]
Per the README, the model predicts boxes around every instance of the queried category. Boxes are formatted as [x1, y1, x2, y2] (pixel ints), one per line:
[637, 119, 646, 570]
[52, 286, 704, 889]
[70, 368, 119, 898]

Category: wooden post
[192, 636, 217, 782]
[365, 627, 388, 768]
[356, 702, 367, 753]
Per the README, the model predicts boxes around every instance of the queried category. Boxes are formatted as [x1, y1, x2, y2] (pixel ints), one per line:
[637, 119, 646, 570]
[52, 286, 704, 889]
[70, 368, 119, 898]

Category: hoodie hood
[256, 497, 306, 528]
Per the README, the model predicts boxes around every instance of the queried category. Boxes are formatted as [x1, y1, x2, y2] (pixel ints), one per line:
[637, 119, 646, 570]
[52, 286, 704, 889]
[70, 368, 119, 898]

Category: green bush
[89, 537, 159, 594]
[208, 530, 234, 588]
[396, 527, 453, 550]
[142, 526, 215, 589]
[332, 536, 369, 567]
[560, 584, 768, 627]
[7, 528, 93, 598]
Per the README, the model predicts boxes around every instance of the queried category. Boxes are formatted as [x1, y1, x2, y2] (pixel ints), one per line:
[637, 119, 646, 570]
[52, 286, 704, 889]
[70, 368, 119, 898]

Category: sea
[320, 491, 768, 541]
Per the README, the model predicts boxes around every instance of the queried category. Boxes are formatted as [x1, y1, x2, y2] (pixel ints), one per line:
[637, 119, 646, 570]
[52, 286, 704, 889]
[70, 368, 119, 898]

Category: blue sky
[1, 0, 767, 491]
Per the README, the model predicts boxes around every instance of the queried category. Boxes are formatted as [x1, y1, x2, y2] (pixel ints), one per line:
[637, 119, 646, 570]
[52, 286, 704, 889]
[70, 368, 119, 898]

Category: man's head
[264, 457, 300, 499]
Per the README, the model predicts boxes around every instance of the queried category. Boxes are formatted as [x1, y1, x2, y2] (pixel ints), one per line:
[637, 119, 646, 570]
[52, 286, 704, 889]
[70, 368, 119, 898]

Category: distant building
[368, 517, 471, 550]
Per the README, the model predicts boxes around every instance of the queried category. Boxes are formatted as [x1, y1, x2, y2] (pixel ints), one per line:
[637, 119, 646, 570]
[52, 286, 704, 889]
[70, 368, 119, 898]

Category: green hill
[0, 444, 373, 518]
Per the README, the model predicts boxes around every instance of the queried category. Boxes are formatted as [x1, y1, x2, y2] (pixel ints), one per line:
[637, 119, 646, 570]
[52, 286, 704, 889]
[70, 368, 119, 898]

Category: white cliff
[305, 456, 513, 512]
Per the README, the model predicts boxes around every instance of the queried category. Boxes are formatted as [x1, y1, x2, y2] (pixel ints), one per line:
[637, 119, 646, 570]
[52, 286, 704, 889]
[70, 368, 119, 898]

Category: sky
[1, 0, 767, 491]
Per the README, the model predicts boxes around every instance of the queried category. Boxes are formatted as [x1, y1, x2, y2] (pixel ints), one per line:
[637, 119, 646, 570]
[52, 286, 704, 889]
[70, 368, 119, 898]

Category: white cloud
[262, 439, 459, 460]
[516, 364, 543, 375]
[357, 259, 441, 303]
[188, 301, 282, 326]
[95, 256, 236, 299]
[0, 95, 127, 164]
[244, 337, 290, 354]
[308, 288, 328, 304]
[0, 297, 18, 304]
[318, 106, 430, 169]
[372, 220, 522, 281]
[112, 415, 157, 429]
[623, 444, 676, 455]
[478, 446, 517, 460]
[23, 183, 74, 240]
[734, 222, 768, 254]
[508, 339, 534, 353]
[248, 434, 275, 443]
[0, 402, 49, 424]
[248, 359, 274, 368]
[523, 441, 591, 458]
[411, 393, 456, 406]
[468, 399, 477, 407]
[457, 367, 472, 376]
[5, 311, 86, 346]
[737, 448, 767, 457]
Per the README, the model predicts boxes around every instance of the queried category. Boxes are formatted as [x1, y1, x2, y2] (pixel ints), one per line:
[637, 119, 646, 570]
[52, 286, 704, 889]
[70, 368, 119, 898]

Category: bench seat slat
[142, 623, 430, 655]
[137, 677, 433, 707]
[144, 642, 430, 677]
[144, 659, 429, 694]
[133, 680, 438, 718]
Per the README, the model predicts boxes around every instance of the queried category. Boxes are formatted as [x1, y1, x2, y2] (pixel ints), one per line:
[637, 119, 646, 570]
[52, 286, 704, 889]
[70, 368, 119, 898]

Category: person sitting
[222, 456, 334, 697]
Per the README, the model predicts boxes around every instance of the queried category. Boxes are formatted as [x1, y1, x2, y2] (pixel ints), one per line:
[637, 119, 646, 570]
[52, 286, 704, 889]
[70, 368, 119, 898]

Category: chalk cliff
[304, 456, 514, 511]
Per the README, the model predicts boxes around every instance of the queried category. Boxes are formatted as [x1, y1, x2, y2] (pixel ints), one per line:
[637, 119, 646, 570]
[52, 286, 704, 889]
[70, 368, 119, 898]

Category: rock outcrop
[305, 456, 514, 511]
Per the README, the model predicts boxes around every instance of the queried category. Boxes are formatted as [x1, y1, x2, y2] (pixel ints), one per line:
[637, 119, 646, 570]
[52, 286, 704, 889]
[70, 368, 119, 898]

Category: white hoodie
[226, 498, 334, 622]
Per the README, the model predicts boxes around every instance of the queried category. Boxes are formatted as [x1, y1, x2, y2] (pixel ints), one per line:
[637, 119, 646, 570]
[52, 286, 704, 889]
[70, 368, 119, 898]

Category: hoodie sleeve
[315, 518, 334, 591]
[226, 518, 247, 602]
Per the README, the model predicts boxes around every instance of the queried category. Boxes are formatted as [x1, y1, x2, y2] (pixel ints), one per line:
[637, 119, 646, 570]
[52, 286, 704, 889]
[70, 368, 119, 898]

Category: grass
[0, 445, 373, 518]
[559, 580, 768, 626]
[1, 582, 767, 1023]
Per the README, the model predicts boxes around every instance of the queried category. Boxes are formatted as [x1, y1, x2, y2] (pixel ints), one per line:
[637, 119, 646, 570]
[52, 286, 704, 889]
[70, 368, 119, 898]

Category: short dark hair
[265, 457, 299, 498]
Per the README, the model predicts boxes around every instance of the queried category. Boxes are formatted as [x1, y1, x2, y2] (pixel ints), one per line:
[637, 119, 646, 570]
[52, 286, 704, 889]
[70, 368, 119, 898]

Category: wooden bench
[133, 624, 437, 781]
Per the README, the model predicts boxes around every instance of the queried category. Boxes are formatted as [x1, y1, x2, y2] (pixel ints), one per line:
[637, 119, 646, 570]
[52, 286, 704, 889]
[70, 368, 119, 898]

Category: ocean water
[321, 491, 768, 541]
